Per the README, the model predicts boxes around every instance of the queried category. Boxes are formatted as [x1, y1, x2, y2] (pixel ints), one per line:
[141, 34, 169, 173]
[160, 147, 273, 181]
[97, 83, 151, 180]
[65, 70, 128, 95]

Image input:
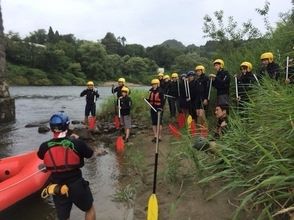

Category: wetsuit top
[212, 69, 230, 96]
[167, 81, 180, 98]
[119, 96, 132, 116]
[237, 72, 256, 101]
[259, 62, 280, 81]
[37, 137, 93, 184]
[80, 89, 99, 104]
[195, 74, 210, 101]
[214, 116, 228, 139]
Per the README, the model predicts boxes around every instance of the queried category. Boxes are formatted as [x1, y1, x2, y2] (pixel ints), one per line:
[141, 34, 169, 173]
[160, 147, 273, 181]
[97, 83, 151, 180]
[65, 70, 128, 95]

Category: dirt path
[125, 129, 250, 220]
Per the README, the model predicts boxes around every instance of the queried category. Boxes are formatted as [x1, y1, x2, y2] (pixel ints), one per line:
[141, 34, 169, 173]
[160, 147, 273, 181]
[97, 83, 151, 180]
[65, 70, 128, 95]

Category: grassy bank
[99, 78, 294, 219]
[98, 89, 150, 122]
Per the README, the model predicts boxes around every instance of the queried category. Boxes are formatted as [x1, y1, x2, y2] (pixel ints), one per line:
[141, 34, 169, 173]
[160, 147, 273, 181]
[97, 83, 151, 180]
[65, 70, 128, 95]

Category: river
[0, 86, 134, 220]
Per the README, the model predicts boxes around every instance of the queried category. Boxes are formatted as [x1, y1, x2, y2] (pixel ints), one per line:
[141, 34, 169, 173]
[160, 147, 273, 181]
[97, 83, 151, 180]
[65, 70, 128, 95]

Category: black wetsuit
[80, 89, 99, 116]
[259, 62, 280, 81]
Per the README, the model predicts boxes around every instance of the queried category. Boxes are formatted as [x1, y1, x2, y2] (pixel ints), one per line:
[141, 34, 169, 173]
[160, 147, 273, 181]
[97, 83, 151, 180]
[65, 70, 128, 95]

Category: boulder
[38, 125, 50, 133]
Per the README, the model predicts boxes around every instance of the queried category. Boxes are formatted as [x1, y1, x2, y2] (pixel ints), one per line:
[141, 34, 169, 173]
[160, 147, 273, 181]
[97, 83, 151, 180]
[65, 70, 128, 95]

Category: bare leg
[159, 125, 163, 139]
[152, 125, 157, 138]
[125, 128, 130, 139]
[85, 205, 96, 220]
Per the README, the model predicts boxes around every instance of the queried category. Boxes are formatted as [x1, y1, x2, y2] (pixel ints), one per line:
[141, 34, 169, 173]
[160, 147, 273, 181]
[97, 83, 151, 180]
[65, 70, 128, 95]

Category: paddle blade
[168, 124, 181, 139]
[114, 115, 120, 129]
[88, 116, 96, 130]
[177, 113, 185, 128]
[190, 120, 197, 137]
[187, 115, 193, 127]
[147, 194, 158, 220]
[116, 136, 125, 153]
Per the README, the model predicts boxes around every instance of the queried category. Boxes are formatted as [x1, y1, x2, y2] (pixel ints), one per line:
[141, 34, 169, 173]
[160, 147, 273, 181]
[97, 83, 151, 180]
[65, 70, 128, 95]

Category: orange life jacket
[43, 139, 80, 172]
[149, 90, 161, 106]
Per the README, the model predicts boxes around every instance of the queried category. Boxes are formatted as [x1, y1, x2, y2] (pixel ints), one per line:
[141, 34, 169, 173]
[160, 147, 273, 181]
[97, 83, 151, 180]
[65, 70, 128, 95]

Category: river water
[0, 86, 134, 220]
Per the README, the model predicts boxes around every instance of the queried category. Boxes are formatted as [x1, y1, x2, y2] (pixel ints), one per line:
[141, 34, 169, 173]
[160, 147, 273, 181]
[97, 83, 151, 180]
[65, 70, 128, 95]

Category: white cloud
[2, 0, 292, 46]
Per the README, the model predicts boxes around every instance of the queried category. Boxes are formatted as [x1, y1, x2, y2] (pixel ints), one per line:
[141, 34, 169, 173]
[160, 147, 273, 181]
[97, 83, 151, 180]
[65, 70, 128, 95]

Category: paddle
[168, 123, 181, 139]
[115, 97, 124, 152]
[235, 75, 239, 111]
[177, 112, 185, 129]
[147, 110, 161, 220]
[286, 56, 289, 81]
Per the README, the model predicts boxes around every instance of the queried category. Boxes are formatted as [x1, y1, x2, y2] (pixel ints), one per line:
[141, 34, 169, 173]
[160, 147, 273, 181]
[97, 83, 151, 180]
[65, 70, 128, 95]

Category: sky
[2, 0, 292, 47]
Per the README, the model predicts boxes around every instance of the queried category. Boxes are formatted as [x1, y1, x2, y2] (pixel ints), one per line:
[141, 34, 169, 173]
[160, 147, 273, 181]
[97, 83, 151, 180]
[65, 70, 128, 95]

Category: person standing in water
[80, 81, 99, 127]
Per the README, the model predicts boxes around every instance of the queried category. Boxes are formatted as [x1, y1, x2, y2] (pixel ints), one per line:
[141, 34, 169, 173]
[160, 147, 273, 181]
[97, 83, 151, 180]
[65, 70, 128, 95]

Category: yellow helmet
[121, 86, 129, 94]
[213, 59, 224, 68]
[118, 78, 126, 83]
[158, 73, 164, 77]
[240, 62, 253, 72]
[171, 73, 178, 78]
[163, 74, 170, 80]
[87, 81, 94, 86]
[195, 65, 205, 72]
[260, 52, 274, 63]
[151, 79, 160, 85]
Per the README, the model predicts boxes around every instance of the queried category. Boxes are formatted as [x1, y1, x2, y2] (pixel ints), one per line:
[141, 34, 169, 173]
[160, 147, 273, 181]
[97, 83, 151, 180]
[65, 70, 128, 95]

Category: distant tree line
[5, 27, 211, 86]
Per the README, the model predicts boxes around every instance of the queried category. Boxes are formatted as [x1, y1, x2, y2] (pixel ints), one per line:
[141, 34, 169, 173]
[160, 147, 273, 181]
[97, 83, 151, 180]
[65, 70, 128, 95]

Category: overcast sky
[2, 0, 292, 47]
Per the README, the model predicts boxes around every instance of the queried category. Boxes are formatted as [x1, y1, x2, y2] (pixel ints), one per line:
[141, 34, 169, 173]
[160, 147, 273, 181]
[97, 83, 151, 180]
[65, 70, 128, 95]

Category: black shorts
[150, 109, 163, 126]
[53, 178, 94, 220]
[85, 103, 96, 116]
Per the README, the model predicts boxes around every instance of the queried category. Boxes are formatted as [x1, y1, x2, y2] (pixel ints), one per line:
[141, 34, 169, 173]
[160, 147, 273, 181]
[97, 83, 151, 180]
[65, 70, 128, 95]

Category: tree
[125, 44, 146, 57]
[101, 32, 124, 55]
[76, 41, 108, 81]
[146, 45, 184, 70]
[172, 53, 211, 74]
[203, 10, 261, 41]
[48, 26, 56, 43]
[25, 29, 47, 44]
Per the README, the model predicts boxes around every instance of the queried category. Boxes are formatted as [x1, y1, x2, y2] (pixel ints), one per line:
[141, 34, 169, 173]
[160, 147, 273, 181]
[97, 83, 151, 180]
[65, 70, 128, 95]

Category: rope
[0, 166, 47, 193]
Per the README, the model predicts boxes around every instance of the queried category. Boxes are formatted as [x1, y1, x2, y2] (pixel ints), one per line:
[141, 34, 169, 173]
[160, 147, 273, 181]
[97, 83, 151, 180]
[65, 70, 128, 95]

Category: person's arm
[95, 89, 100, 99]
[112, 86, 118, 94]
[80, 89, 87, 97]
[74, 139, 94, 159]
[128, 97, 132, 110]
[37, 142, 47, 160]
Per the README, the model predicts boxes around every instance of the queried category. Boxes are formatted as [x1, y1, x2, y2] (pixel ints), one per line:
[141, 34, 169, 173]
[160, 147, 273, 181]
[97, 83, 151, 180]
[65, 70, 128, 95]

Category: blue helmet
[49, 111, 70, 132]
[187, 71, 196, 77]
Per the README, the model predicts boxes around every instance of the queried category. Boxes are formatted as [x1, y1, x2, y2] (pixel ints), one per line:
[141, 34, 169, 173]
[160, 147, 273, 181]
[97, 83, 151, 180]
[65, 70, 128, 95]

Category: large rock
[38, 125, 50, 133]
[0, 97, 15, 123]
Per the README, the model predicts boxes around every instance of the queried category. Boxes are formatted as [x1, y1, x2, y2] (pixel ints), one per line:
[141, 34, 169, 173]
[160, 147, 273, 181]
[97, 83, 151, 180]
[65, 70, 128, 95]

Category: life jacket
[43, 138, 81, 172]
[149, 89, 161, 106]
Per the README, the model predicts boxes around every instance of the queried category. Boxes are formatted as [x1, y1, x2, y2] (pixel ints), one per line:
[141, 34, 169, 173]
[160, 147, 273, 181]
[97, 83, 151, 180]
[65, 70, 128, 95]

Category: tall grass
[98, 89, 150, 121]
[197, 78, 294, 219]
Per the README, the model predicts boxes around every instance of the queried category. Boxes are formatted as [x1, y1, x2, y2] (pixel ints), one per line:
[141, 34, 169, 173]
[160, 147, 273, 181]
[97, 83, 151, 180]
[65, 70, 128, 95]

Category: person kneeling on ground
[147, 79, 164, 143]
[38, 111, 103, 220]
[193, 105, 229, 152]
[118, 87, 132, 142]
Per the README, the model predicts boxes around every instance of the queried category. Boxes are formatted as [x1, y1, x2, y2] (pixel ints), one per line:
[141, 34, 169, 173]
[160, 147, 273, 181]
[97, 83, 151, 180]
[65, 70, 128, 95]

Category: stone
[0, 97, 15, 123]
[71, 120, 81, 125]
[38, 125, 50, 133]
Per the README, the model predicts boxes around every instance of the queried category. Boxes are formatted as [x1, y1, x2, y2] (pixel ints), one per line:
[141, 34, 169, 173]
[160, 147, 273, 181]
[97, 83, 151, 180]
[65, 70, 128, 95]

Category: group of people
[36, 51, 291, 220]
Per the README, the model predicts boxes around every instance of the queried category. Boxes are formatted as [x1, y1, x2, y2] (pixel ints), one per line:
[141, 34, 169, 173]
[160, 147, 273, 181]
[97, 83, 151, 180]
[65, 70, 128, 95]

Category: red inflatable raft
[0, 151, 51, 211]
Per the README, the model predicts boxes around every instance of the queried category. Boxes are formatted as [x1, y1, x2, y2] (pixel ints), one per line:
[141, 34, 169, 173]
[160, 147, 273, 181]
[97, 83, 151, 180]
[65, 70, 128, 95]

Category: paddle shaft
[286, 56, 289, 80]
[118, 97, 121, 118]
[153, 111, 161, 194]
[144, 98, 157, 112]
[177, 79, 180, 97]
[234, 76, 239, 99]
[208, 78, 212, 101]
[253, 74, 260, 86]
